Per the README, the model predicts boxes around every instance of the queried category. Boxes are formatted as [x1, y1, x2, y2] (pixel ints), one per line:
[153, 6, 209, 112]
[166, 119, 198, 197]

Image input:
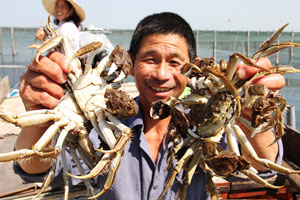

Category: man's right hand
[19, 51, 72, 111]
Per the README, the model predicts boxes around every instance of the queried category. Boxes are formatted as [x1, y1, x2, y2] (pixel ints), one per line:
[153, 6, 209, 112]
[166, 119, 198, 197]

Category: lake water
[1, 27, 300, 128]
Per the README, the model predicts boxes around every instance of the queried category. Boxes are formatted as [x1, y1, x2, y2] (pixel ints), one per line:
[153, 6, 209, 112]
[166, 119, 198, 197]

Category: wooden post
[247, 31, 250, 57]
[275, 40, 279, 65]
[0, 76, 9, 103]
[10, 27, 17, 65]
[0, 27, 4, 65]
[286, 77, 290, 87]
[286, 105, 296, 129]
[233, 33, 237, 52]
[289, 31, 294, 65]
[196, 29, 199, 56]
[213, 30, 216, 60]
[242, 41, 245, 55]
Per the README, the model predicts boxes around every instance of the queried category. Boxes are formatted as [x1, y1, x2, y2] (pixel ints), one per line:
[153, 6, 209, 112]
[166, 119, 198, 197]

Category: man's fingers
[249, 74, 286, 91]
[19, 73, 60, 110]
[237, 57, 272, 80]
[48, 51, 80, 72]
[19, 82, 60, 110]
[22, 70, 65, 99]
[28, 53, 68, 84]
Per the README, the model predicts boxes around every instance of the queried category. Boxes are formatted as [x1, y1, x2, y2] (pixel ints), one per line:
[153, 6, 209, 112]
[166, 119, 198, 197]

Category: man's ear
[128, 51, 135, 76]
[129, 67, 135, 76]
[192, 57, 201, 64]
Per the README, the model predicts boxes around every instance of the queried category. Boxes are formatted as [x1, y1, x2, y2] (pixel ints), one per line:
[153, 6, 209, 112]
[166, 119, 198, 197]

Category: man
[15, 12, 284, 199]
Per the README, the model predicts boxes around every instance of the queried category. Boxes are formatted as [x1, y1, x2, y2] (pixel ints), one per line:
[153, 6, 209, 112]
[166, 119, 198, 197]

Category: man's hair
[129, 12, 197, 63]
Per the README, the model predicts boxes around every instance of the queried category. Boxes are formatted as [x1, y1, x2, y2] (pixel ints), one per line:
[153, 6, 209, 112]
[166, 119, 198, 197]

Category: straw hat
[42, 0, 85, 22]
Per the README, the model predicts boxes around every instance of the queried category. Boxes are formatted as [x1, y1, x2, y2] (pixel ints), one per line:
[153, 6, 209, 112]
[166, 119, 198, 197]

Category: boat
[79, 30, 114, 56]
[81, 24, 112, 34]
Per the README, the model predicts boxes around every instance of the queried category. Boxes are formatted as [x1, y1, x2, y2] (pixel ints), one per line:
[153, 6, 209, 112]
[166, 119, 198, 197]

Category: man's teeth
[152, 87, 169, 92]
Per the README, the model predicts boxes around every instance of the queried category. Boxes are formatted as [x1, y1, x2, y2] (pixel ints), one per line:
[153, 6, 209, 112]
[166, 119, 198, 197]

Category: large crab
[150, 23, 300, 200]
[0, 18, 138, 199]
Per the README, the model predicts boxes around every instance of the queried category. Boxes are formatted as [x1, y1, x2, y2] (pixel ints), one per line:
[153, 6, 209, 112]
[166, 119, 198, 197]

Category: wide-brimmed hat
[42, 0, 85, 22]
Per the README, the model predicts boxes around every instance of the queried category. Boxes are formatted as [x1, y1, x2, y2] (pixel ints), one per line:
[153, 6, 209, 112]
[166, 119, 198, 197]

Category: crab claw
[180, 63, 202, 77]
[252, 23, 289, 59]
[30, 35, 64, 65]
[150, 96, 179, 120]
[253, 42, 300, 60]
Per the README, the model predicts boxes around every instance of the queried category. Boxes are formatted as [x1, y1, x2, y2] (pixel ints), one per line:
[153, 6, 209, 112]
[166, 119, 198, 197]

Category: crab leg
[0, 109, 58, 127]
[197, 142, 218, 200]
[225, 53, 239, 80]
[157, 142, 197, 200]
[252, 23, 289, 59]
[178, 149, 202, 200]
[76, 145, 95, 170]
[66, 41, 102, 71]
[96, 112, 131, 153]
[235, 52, 272, 73]
[30, 35, 64, 65]
[87, 151, 122, 199]
[0, 149, 35, 162]
[254, 42, 300, 60]
[241, 84, 269, 109]
[33, 157, 57, 199]
[270, 66, 300, 74]
[240, 169, 283, 189]
[39, 16, 56, 36]
[165, 128, 175, 154]
[33, 120, 66, 155]
[166, 136, 195, 170]
[225, 125, 241, 156]
[77, 130, 98, 167]
[69, 145, 96, 198]
[61, 145, 70, 200]
[95, 110, 117, 148]
[226, 125, 259, 174]
[232, 124, 300, 174]
[67, 152, 114, 180]
[33, 134, 59, 199]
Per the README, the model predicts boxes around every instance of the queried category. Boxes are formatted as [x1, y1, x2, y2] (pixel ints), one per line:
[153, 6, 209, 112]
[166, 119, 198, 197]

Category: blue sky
[1, 0, 300, 31]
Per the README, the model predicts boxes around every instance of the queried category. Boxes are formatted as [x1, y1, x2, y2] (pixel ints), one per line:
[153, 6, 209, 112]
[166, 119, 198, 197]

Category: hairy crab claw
[150, 23, 300, 200]
[252, 23, 300, 60]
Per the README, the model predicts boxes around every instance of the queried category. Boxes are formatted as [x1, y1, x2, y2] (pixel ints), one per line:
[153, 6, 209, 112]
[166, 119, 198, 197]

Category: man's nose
[155, 61, 171, 80]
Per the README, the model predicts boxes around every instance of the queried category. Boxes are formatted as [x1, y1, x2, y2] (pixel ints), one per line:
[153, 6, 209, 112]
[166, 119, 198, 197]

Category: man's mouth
[151, 86, 170, 92]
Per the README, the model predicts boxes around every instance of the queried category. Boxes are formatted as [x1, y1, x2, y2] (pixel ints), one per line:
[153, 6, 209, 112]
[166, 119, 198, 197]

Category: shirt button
[153, 185, 158, 190]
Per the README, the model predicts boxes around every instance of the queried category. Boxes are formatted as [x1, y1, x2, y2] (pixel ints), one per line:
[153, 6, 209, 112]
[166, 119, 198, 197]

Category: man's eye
[144, 58, 155, 63]
[170, 60, 181, 67]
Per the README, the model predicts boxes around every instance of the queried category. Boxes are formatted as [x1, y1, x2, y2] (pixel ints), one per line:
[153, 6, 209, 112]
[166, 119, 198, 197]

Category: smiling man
[15, 12, 284, 200]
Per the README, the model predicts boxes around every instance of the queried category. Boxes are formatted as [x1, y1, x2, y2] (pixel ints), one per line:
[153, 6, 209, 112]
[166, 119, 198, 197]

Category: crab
[0, 18, 138, 199]
[150, 23, 300, 200]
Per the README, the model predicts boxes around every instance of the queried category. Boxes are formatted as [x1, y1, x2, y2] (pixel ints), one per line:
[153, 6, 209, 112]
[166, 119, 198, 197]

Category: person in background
[15, 12, 285, 199]
[36, 0, 85, 51]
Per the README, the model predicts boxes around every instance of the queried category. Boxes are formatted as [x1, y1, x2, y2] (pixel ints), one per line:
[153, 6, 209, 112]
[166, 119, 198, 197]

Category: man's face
[130, 33, 189, 111]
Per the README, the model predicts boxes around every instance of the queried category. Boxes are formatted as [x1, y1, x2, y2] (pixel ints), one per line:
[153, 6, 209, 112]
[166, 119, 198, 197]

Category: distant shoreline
[1, 26, 300, 33]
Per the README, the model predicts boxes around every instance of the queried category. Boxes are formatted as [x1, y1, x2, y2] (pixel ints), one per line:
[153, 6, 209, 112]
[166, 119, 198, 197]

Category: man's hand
[16, 51, 76, 173]
[236, 57, 284, 171]
[19, 51, 72, 111]
[237, 57, 285, 91]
